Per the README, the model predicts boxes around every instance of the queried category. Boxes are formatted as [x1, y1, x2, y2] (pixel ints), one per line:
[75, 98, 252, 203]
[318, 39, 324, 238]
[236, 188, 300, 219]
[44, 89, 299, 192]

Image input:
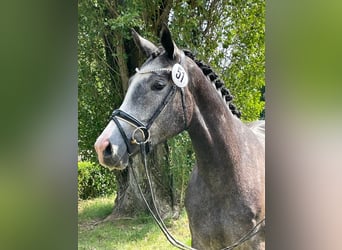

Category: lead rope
[221, 218, 265, 250]
[130, 143, 196, 250]
[130, 142, 265, 250]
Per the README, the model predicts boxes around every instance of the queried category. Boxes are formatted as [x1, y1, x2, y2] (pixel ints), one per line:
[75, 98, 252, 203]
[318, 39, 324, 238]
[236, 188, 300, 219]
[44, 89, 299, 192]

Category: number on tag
[172, 63, 188, 88]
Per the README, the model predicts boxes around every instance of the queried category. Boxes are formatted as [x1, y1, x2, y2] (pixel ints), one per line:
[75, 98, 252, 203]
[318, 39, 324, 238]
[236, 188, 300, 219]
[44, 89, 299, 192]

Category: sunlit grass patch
[78, 195, 114, 221]
[78, 195, 191, 249]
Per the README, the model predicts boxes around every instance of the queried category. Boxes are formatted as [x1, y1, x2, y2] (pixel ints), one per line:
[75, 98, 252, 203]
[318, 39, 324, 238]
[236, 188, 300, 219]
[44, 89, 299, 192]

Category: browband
[135, 67, 171, 74]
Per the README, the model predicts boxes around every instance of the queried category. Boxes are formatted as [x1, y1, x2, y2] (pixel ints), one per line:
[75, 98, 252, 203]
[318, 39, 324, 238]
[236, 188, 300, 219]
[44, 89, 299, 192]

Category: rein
[111, 63, 265, 250]
[130, 144, 196, 250]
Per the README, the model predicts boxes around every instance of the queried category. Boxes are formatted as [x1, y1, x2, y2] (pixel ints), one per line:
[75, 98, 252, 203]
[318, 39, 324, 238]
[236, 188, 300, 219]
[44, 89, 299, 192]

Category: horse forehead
[130, 71, 148, 86]
[125, 55, 171, 98]
[121, 73, 158, 117]
[123, 73, 152, 104]
[142, 55, 170, 70]
[129, 58, 170, 87]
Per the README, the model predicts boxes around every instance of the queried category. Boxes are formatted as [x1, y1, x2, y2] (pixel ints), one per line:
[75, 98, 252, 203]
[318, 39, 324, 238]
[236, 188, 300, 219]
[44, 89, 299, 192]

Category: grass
[78, 195, 192, 250]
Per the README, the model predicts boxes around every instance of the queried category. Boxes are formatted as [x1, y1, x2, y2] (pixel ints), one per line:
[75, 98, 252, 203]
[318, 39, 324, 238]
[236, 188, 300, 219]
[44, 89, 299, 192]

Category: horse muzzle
[94, 139, 129, 170]
[94, 122, 130, 170]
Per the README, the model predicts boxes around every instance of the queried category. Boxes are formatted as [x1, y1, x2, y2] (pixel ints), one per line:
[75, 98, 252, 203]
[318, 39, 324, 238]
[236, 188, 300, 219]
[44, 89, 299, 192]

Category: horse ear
[160, 24, 178, 60]
[132, 29, 158, 57]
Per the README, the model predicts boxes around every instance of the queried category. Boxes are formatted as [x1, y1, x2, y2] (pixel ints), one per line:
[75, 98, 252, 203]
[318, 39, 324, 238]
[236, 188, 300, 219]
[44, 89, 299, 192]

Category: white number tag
[172, 63, 188, 88]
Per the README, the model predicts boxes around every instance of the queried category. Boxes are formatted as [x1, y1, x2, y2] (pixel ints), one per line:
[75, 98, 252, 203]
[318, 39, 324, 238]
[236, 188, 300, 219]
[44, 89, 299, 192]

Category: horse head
[94, 25, 194, 170]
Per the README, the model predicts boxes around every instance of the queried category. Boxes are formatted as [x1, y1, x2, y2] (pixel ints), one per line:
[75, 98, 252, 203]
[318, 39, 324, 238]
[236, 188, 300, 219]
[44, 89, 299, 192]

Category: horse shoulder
[246, 120, 265, 148]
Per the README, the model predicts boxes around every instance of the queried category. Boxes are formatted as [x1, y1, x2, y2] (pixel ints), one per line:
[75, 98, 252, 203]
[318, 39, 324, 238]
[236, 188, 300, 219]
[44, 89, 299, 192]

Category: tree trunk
[105, 143, 179, 221]
[115, 33, 129, 93]
[103, 41, 179, 219]
[100, 0, 178, 222]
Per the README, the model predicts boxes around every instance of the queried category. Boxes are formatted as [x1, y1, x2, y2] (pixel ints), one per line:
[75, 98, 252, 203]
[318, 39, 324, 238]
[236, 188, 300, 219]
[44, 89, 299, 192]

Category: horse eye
[151, 81, 166, 91]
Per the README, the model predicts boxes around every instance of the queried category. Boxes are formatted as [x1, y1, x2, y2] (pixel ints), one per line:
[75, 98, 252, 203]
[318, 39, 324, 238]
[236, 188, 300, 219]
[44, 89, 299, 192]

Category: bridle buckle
[130, 126, 150, 145]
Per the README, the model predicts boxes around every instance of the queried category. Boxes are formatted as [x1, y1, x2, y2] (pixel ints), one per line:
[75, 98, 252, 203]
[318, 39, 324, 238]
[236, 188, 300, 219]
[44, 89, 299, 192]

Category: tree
[78, 0, 265, 219]
[169, 0, 265, 121]
[79, 0, 180, 219]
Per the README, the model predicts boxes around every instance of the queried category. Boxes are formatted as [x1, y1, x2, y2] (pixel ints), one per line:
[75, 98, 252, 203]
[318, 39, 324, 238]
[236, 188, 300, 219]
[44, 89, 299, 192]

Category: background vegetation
[78, 0, 264, 248]
[78, 162, 117, 200]
[78, 0, 264, 209]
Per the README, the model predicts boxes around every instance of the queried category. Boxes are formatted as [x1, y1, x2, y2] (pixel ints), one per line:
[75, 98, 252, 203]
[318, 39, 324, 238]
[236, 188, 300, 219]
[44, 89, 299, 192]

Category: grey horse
[94, 25, 265, 250]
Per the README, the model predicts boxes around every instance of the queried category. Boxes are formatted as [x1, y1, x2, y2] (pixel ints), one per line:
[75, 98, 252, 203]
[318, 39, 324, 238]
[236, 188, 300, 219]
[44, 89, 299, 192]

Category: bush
[168, 132, 195, 207]
[78, 161, 116, 200]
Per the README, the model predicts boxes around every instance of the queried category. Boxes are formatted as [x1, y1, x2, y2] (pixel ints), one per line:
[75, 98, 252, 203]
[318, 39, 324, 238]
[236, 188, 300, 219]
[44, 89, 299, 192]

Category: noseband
[111, 64, 188, 156]
[111, 85, 180, 155]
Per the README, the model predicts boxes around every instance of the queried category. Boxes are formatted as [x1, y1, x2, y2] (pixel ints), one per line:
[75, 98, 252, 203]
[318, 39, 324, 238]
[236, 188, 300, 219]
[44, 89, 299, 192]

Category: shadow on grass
[78, 196, 191, 249]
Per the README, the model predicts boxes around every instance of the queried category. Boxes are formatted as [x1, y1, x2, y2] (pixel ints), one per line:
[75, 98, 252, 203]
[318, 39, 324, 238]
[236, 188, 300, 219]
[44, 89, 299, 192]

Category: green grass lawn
[78, 195, 192, 250]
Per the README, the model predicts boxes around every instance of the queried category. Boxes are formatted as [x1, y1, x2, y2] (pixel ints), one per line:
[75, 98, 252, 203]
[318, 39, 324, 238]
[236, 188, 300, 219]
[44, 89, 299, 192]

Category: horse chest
[185, 166, 258, 249]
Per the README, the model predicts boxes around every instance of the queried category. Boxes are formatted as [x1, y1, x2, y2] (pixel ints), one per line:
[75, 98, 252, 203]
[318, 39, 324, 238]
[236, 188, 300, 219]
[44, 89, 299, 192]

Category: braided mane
[150, 47, 241, 118]
[183, 49, 241, 118]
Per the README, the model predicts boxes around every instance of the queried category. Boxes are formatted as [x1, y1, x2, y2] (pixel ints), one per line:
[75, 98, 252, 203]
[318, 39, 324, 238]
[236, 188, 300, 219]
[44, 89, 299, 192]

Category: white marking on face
[111, 144, 119, 156]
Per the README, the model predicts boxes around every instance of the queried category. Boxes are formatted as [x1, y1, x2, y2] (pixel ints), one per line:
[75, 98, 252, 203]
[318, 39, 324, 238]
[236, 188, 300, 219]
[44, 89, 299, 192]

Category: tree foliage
[78, 0, 265, 201]
[169, 0, 265, 121]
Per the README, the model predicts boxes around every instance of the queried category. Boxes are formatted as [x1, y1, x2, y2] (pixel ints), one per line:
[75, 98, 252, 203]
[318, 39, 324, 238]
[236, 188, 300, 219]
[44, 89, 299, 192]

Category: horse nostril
[104, 143, 112, 158]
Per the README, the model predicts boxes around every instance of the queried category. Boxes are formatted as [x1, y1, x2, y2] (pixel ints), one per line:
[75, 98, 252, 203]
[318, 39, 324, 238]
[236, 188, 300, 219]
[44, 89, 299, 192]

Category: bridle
[111, 59, 188, 156]
[110, 59, 265, 250]
[111, 83, 180, 155]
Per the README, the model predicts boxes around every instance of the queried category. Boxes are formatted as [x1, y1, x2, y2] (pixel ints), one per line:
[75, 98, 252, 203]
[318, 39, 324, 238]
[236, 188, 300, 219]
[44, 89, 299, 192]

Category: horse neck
[187, 64, 245, 179]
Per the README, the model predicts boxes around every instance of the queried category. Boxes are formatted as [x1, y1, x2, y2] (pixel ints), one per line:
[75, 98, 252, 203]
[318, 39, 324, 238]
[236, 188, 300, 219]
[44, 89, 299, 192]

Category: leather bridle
[111, 80, 187, 156]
